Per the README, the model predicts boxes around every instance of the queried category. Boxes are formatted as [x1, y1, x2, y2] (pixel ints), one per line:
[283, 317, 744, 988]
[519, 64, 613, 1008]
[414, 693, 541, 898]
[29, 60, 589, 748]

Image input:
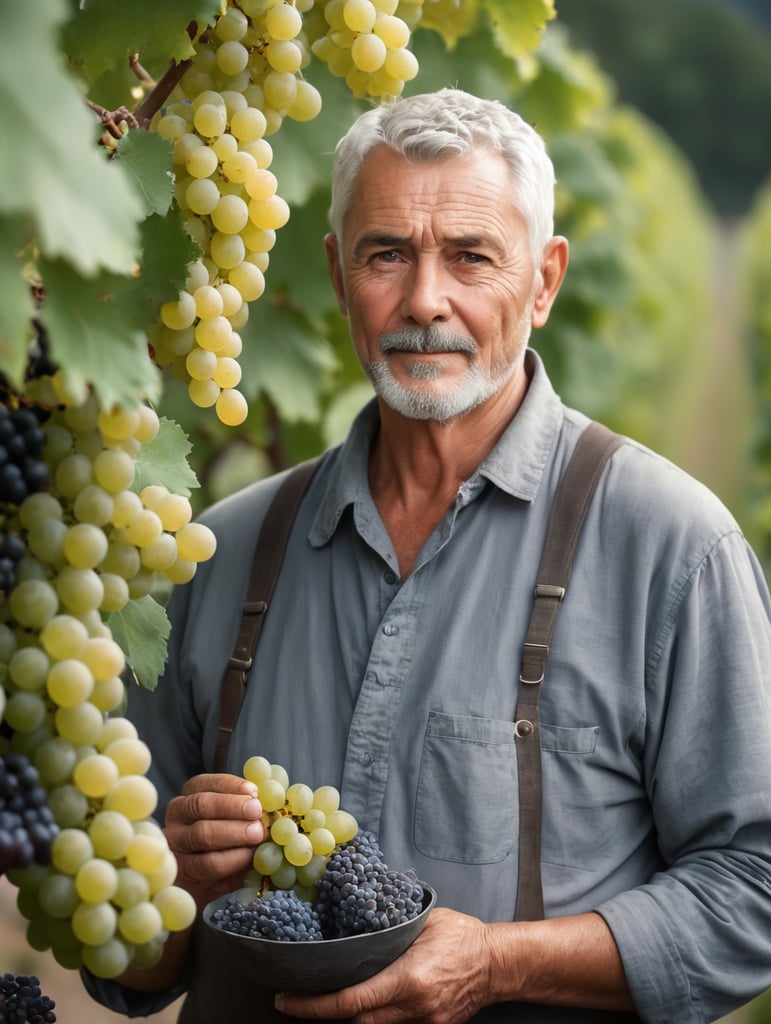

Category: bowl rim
[203, 879, 437, 946]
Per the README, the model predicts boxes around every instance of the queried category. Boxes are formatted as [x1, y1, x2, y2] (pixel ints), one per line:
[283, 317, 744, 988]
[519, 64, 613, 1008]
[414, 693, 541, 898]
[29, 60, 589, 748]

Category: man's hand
[163, 773, 265, 911]
[275, 907, 494, 1024]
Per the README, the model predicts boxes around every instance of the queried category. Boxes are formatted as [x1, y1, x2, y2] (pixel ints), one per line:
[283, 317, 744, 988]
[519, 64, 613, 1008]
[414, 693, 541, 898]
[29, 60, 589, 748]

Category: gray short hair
[328, 88, 556, 261]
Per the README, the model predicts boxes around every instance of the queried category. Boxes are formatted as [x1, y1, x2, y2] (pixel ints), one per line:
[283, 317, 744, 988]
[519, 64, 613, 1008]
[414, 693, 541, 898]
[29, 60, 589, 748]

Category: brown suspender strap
[213, 455, 323, 773]
[514, 421, 624, 921]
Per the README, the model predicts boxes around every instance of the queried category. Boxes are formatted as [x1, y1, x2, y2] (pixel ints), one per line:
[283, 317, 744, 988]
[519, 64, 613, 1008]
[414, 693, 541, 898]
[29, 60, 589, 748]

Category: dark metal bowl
[202, 882, 436, 994]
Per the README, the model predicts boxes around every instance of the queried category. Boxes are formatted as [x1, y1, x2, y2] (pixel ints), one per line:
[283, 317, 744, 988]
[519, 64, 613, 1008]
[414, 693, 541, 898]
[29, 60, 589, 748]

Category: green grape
[96, 716, 137, 750]
[285, 782, 314, 815]
[109, 490, 143, 530]
[211, 194, 250, 234]
[46, 658, 95, 708]
[55, 565, 104, 614]
[34, 736, 78, 786]
[130, 934, 166, 969]
[301, 808, 326, 832]
[91, 674, 126, 712]
[374, 12, 410, 47]
[75, 857, 120, 902]
[40, 614, 89, 660]
[175, 523, 217, 563]
[186, 145, 219, 179]
[343, 0, 376, 32]
[9, 645, 51, 691]
[55, 700, 105, 746]
[229, 262, 265, 302]
[152, 885, 196, 931]
[119, 901, 164, 944]
[312, 785, 340, 815]
[252, 840, 284, 876]
[38, 873, 80, 919]
[73, 752, 120, 798]
[325, 808, 359, 843]
[62, 524, 108, 573]
[88, 809, 135, 860]
[52, 828, 95, 875]
[269, 861, 297, 890]
[186, 346, 218, 381]
[270, 815, 298, 846]
[193, 102, 227, 138]
[27, 517, 68, 564]
[103, 774, 159, 821]
[257, 778, 286, 813]
[295, 854, 328, 887]
[195, 316, 233, 352]
[309, 827, 336, 856]
[125, 833, 168, 874]
[92, 448, 136, 493]
[97, 405, 141, 441]
[189, 379, 220, 409]
[161, 291, 197, 330]
[266, 2, 303, 39]
[8, 578, 59, 630]
[19, 492, 64, 531]
[216, 388, 248, 427]
[284, 832, 314, 867]
[80, 636, 125, 681]
[54, 453, 93, 499]
[146, 851, 178, 894]
[72, 899, 118, 945]
[47, 784, 90, 827]
[114, 867, 151, 909]
[99, 571, 130, 612]
[81, 936, 134, 979]
[103, 736, 152, 776]
[3, 691, 48, 732]
[156, 493, 193, 532]
[72, 484, 114, 527]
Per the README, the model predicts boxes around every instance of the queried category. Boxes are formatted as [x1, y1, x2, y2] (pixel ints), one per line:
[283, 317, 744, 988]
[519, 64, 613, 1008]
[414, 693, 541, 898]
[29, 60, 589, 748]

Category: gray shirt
[87, 350, 771, 1023]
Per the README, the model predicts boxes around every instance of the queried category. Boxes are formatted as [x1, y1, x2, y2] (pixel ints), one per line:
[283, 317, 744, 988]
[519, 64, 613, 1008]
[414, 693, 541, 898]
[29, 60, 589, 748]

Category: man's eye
[373, 250, 400, 263]
[459, 251, 488, 264]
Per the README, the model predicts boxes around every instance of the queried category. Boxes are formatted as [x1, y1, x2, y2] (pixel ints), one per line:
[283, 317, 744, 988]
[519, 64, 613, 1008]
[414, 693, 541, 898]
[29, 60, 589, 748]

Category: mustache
[378, 326, 478, 357]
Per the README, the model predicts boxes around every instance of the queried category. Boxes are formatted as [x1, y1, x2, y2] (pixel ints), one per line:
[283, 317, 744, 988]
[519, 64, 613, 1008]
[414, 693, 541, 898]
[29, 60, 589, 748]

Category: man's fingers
[180, 772, 257, 797]
[167, 790, 263, 827]
[166, 815, 264, 854]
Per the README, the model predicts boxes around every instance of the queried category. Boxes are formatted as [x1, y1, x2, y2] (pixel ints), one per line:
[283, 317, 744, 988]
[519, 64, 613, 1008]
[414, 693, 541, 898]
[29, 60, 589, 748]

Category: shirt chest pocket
[414, 712, 600, 866]
[414, 711, 518, 864]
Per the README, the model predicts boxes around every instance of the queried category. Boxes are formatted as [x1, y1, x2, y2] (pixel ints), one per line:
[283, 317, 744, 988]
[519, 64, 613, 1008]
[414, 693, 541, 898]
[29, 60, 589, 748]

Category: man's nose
[399, 259, 452, 326]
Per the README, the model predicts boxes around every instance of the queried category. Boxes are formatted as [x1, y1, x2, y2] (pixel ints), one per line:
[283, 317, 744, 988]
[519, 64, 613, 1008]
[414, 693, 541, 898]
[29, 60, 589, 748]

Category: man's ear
[325, 232, 348, 317]
[531, 236, 569, 329]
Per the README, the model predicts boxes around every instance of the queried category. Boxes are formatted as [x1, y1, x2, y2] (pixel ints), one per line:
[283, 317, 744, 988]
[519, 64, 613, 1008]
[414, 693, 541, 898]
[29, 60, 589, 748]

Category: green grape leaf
[417, 0, 480, 51]
[62, 0, 223, 75]
[0, 217, 36, 389]
[137, 205, 201, 312]
[108, 596, 171, 692]
[37, 258, 162, 408]
[132, 417, 199, 497]
[115, 130, 175, 217]
[0, 0, 144, 276]
[240, 303, 338, 422]
[481, 0, 556, 68]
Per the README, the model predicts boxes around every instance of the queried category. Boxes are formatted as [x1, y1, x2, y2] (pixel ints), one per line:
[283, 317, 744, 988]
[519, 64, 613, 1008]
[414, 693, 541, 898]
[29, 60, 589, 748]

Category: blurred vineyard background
[2, 0, 770, 1020]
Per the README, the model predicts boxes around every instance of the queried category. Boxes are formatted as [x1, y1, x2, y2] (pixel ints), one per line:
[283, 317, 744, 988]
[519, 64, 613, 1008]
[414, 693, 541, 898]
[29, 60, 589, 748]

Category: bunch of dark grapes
[316, 831, 424, 938]
[0, 754, 59, 875]
[0, 973, 56, 1023]
[0, 404, 49, 506]
[210, 888, 323, 942]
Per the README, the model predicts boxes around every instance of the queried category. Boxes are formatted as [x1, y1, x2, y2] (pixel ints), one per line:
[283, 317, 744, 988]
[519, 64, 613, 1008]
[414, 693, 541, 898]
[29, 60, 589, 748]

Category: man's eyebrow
[353, 233, 410, 256]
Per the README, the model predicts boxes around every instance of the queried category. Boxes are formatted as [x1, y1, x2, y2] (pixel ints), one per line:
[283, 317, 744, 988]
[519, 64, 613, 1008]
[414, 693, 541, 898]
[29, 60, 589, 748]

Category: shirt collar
[308, 347, 564, 547]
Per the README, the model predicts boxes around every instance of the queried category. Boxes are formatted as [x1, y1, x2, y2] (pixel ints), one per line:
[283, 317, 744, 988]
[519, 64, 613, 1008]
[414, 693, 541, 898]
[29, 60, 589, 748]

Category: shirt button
[359, 752, 373, 766]
[384, 570, 398, 585]
[365, 671, 377, 683]
[382, 623, 399, 636]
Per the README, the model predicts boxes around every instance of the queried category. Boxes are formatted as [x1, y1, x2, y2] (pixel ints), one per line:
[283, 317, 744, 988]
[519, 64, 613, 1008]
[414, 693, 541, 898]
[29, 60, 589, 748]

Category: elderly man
[85, 89, 771, 1024]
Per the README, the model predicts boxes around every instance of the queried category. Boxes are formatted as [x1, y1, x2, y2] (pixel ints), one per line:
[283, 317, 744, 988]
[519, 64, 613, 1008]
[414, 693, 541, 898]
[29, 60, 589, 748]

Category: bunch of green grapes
[0, 382, 212, 976]
[150, 0, 323, 428]
[309, 0, 419, 100]
[242, 755, 358, 901]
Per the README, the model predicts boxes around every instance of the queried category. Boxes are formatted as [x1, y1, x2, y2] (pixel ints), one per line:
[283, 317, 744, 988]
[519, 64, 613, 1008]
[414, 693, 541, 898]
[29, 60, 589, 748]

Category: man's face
[325, 145, 550, 422]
